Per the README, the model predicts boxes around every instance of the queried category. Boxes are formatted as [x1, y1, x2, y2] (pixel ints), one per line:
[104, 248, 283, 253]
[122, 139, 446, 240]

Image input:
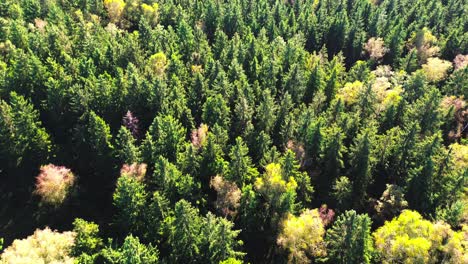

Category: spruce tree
[326, 210, 373, 264]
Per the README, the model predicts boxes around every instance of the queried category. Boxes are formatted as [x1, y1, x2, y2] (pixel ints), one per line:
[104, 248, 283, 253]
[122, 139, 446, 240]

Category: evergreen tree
[0, 92, 51, 176]
[202, 94, 231, 130]
[255, 89, 277, 134]
[113, 174, 147, 234]
[406, 134, 441, 214]
[100, 235, 159, 264]
[168, 200, 204, 263]
[304, 63, 326, 104]
[281, 150, 314, 206]
[324, 67, 339, 106]
[143, 114, 185, 163]
[72, 218, 104, 262]
[349, 128, 376, 208]
[319, 126, 345, 199]
[326, 210, 374, 264]
[199, 132, 228, 185]
[305, 118, 324, 166]
[115, 126, 140, 164]
[188, 72, 207, 125]
[201, 213, 245, 263]
[152, 156, 199, 204]
[228, 137, 258, 187]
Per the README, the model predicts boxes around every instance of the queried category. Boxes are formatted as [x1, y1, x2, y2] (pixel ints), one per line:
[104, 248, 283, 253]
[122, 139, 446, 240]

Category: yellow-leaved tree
[141, 3, 159, 26]
[1, 228, 76, 264]
[277, 209, 326, 263]
[255, 163, 297, 204]
[422, 57, 452, 82]
[373, 210, 467, 263]
[104, 0, 126, 24]
[337, 81, 364, 106]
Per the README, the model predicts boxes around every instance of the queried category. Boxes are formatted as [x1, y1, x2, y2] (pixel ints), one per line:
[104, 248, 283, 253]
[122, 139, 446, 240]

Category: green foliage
[72, 218, 103, 262]
[99, 235, 159, 264]
[167, 200, 244, 263]
[0, 92, 51, 172]
[332, 176, 353, 211]
[228, 137, 258, 187]
[349, 128, 376, 208]
[143, 114, 185, 163]
[436, 201, 465, 229]
[115, 126, 140, 164]
[203, 94, 231, 130]
[113, 174, 147, 234]
[281, 150, 314, 206]
[326, 210, 374, 264]
[219, 258, 243, 264]
[152, 156, 199, 204]
[168, 200, 203, 263]
[1, 0, 467, 262]
[202, 213, 245, 262]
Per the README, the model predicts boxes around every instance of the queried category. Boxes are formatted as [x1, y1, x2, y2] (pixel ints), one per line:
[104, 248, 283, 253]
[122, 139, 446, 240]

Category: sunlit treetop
[255, 163, 297, 195]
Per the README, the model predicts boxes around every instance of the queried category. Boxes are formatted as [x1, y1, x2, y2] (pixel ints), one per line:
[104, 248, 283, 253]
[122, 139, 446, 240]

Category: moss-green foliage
[0, 0, 466, 263]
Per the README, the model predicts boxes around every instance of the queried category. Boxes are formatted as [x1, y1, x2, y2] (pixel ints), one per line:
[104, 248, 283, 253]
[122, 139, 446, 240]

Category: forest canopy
[0, 0, 467, 263]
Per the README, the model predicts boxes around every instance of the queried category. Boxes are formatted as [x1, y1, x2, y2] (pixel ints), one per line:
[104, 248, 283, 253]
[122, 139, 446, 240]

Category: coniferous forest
[0, 0, 467, 263]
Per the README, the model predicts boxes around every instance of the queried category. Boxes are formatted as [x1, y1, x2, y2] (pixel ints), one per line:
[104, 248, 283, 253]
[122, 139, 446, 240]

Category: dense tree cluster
[0, 0, 467, 263]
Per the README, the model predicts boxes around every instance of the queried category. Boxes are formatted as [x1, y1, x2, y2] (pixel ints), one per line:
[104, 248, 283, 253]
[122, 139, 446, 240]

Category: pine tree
[72, 218, 103, 262]
[324, 67, 339, 106]
[349, 128, 376, 208]
[201, 213, 245, 263]
[115, 126, 140, 164]
[178, 142, 200, 178]
[152, 156, 198, 204]
[282, 63, 306, 104]
[189, 72, 207, 125]
[326, 210, 374, 264]
[142, 114, 185, 163]
[202, 94, 231, 130]
[228, 137, 258, 187]
[0, 92, 51, 174]
[406, 134, 441, 214]
[255, 89, 277, 134]
[319, 126, 345, 200]
[199, 133, 228, 185]
[177, 19, 195, 62]
[305, 118, 324, 166]
[168, 200, 203, 263]
[113, 174, 147, 234]
[273, 93, 294, 148]
[80, 111, 114, 158]
[100, 235, 159, 264]
[304, 63, 326, 104]
[281, 150, 314, 206]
